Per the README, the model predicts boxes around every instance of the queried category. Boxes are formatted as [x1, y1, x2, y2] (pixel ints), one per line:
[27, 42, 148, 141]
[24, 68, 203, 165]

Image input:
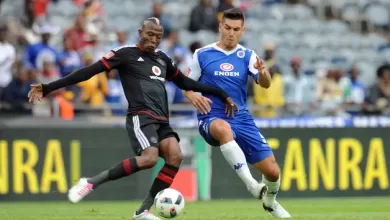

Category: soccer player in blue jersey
[184, 8, 291, 218]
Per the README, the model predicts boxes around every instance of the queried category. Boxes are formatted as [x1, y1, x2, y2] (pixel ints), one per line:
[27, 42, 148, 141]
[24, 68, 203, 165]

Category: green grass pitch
[1, 197, 389, 220]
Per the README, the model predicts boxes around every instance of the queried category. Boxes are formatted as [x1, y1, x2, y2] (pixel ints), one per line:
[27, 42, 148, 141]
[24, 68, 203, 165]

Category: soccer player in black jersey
[28, 17, 237, 220]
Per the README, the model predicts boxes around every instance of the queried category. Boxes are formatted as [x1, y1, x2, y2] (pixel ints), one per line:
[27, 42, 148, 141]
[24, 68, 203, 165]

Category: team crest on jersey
[220, 63, 234, 71]
[152, 66, 162, 76]
[237, 50, 245, 58]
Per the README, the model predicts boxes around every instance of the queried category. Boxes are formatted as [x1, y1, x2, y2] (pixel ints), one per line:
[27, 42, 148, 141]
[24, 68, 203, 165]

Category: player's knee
[166, 151, 183, 167]
[139, 148, 159, 169]
[143, 155, 158, 169]
[264, 167, 280, 182]
[210, 120, 233, 142]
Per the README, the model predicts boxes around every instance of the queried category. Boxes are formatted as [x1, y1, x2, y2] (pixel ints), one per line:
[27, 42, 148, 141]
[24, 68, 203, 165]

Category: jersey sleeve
[186, 50, 201, 81]
[162, 53, 180, 81]
[99, 47, 124, 71]
[248, 50, 259, 79]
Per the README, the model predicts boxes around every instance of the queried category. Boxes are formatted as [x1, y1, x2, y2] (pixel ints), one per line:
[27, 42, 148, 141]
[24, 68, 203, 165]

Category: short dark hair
[377, 64, 390, 78]
[222, 8, 245, 23]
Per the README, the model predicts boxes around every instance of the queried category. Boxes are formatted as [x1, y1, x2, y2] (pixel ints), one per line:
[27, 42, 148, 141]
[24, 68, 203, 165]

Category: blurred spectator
[109, 31, 132, 50]
[253, 71, 285, 118]
[263, 42, 279, 72]
[0, 25, 16, 96]
[217, 0, 235, 22]
[150, 2, 172, 38]
[23, 0, 36, 28]
[22, 0, 50, 29]
[58, 38, 82, 77]
[0, 66, 32, 113]
[284, 56, 316, 116]
[77, 52, 108, 106]
[37, 60, 60, 84]
[159, 30, 190, 72]
[23, 25, 59, 71]
[52, 89, 75, 120]
[33, 0, 50, 21]
[82, 0, 105, 35]
[106, 70, 126, 115]
[189, 0, 219, 33]
[64, 15, 95, 51]
[364, 64, 390, 115]
[189, 41, 202, 54]
[316, 67, 351, 116]
[344, 65, 366, 114]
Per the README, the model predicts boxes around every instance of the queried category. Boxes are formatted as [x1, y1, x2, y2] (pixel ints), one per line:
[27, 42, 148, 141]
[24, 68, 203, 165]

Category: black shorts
[126, 114, 180, 156]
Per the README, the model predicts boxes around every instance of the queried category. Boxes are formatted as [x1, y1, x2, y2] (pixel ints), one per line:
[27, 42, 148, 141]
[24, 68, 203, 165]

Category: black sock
[88, 158, 139, 188]
[136, 164, 179, 214]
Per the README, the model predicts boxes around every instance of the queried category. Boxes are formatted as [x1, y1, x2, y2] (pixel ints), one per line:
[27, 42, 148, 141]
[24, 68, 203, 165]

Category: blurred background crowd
[1, 0, 390, 120]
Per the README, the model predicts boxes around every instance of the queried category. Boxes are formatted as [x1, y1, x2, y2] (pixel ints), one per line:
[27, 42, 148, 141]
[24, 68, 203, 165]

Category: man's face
[219, 18, 244, 49]
[291, 63, 300, 73]
[265, 49, 274, 59]
[138, 23, 163, 53]
[117, 31, 127, 44]
[382, 70, 390, 83]
[19, 68, 29, 83]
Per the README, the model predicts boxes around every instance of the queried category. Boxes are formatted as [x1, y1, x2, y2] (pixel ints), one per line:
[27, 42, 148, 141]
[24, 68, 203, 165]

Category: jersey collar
[213, 42, 242, 55]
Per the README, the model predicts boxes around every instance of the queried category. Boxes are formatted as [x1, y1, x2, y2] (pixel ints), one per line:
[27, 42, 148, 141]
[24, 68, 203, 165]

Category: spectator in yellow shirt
[253, 65, 284, 118]
[77, 52, 108, 106]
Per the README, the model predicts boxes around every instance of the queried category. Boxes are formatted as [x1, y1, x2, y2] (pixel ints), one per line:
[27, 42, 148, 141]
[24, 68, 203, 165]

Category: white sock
[220, 141, 258, 189]
[262, 174, 280, 206]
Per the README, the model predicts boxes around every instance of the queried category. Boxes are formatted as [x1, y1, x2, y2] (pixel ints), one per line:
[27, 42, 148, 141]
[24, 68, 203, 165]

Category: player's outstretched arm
[28, 62, 105, 104]
[254, 56, 271, 88]
[172, 72, 239, 117]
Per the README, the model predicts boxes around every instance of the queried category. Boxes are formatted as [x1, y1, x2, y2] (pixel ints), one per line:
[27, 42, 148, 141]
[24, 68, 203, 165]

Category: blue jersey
[187, 43, 273, 164]
[187, 43, 260, 118]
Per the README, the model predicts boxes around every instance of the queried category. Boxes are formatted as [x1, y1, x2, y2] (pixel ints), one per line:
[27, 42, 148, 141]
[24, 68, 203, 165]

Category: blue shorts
[197, 114, 273, 164]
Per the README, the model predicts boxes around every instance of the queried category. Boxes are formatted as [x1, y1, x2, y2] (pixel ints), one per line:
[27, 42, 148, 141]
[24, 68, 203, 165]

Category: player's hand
[187, 92, 213, 115]
[225, 97, 239, 118]
[253, 56, 267, 76]
[28, 84, 43, 104]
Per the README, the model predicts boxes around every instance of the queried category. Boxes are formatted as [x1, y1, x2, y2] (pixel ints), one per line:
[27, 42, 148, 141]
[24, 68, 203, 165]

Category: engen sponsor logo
[214, 63, 240, 76]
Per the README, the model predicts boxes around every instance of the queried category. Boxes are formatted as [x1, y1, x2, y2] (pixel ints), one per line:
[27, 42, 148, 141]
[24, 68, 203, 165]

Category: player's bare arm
[172, 72, 239, 117]
[183, 91, 212, 115]
[28, 62, 104, 104]
[254, 56, 271, 89]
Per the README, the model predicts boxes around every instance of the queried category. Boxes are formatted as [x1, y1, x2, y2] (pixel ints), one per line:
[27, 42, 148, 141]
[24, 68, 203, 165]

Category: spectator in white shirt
[0, 25, 16, 96]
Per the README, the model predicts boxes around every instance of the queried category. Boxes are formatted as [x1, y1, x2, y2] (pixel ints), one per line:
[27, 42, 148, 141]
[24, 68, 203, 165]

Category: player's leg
[68, 116, 160, 204]
[253, 154, 290, 218]
[239, 129, 290, 218]
[201, 118, 266, 198]
[133, 125, 182, 219]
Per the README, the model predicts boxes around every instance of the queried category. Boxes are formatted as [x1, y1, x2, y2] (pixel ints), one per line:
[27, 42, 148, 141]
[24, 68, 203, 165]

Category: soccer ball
[154, 188, 185, 218]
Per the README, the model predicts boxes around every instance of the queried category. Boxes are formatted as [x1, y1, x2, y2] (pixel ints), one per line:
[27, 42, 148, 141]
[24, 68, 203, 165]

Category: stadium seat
[356, 61, 377, 88]
[341, 3, 361, 22]
[342, 32, 362, 49]
[178, 30, 195, 48]
[245, 18, 266, 33]
[302, 33, 323, 49]
[364, 3, 390, 27]
[194, 30, 217, 46]
[323, 20, 349, 34]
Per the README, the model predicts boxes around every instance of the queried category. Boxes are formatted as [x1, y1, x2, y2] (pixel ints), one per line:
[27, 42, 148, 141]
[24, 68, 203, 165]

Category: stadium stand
[0, 0, 389, 121]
